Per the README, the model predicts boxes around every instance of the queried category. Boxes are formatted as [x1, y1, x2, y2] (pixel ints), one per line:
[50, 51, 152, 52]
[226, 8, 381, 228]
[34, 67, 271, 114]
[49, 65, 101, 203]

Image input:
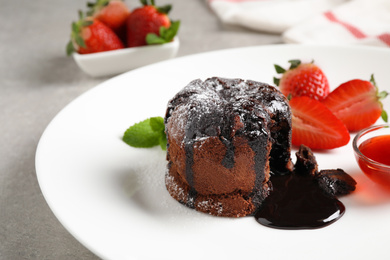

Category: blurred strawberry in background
[67, 0, 180, 55]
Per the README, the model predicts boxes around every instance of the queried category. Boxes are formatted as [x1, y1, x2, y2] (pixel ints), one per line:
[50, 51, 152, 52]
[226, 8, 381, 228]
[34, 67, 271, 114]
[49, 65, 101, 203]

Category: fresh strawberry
[289, 96, 350, 149]
[126, 0, 179, 47]
[66, 11, 124, 55]
[322, 75, 388, 132]
[274, 60, 330, 101]
[86, 0, 130, 41]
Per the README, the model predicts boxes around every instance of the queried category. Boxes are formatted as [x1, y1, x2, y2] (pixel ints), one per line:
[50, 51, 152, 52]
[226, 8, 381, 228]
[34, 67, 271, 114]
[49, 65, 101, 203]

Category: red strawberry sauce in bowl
[353, 124, 390, 190]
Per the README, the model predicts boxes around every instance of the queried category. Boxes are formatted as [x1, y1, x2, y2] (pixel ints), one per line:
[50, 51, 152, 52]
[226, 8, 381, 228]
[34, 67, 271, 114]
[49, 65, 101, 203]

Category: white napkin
[207, 0, 390, 47]
[283, 0, 390, 47]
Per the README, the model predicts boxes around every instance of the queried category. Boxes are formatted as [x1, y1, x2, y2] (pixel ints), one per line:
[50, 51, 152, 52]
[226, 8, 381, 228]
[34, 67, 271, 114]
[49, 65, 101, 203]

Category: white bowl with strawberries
[67, 0, 180, 77]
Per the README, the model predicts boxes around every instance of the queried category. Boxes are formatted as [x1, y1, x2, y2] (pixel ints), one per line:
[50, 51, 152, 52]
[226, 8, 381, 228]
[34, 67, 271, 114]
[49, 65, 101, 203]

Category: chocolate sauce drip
[247, 136, 270, 207]
[220, 136, 235, 169]
[184, 141, 195, 196]
[187, 188, 197, 209]
[255, 173, 345, 230]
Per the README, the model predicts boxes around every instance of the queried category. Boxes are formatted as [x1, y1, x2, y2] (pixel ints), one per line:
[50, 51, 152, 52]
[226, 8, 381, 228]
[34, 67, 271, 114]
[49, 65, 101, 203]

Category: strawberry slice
[290, 96, 350, 149]
[322, 75, 388, 132]
[274, 60, 330, 101]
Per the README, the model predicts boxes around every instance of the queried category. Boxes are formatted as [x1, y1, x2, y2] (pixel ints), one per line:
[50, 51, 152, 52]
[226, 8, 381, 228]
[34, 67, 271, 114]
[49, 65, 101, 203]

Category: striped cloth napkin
[207, 0, 390, 47]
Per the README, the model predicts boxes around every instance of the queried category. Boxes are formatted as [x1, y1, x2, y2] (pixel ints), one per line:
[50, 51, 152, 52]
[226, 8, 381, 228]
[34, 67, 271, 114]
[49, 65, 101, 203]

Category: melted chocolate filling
[255, 173, 345, 230]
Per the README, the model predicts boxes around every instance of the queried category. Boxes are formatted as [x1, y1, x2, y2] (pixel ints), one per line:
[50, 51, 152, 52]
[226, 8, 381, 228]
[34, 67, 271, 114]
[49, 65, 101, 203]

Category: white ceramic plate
[36, 45, 390, 260]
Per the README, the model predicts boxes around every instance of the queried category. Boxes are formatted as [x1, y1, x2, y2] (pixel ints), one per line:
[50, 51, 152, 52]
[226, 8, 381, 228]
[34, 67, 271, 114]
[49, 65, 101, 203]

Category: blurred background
[0, 0, 280, 259]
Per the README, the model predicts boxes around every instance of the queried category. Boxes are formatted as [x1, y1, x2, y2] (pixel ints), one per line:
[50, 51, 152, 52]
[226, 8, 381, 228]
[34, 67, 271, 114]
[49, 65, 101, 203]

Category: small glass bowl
[353, 124, 390, 190]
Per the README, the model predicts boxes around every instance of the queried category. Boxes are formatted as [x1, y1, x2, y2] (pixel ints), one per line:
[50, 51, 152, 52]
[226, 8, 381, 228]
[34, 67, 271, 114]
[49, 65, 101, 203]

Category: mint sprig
[123, 117, 167, 150]
[146, 20, 180, 45]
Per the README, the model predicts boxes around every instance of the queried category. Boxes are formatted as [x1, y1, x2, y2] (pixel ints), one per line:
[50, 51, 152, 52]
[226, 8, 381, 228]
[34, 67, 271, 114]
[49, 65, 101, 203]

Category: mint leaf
[159, 135, 167, 150]
[123, 118, 161, 148]
[123, 117, 167, 150]
[150, 116, 165, 132]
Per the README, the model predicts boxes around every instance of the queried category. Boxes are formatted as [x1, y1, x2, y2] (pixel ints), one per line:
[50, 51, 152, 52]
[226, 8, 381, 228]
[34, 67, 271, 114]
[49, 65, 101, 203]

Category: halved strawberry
[290, 96, 350, 149]
[274, 60, 330, 101]
[322, 75, 388, 132]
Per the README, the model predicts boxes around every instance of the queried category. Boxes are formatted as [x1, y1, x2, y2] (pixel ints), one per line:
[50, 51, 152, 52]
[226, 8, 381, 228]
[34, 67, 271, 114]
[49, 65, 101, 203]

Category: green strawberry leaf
[66, 41, 75, 56]
[146, 21, 180, 45]
[159, 26, 167, 38]
[72, 22, 79, 33]
[161, 20, 180, 41]
[274, 64, 286, 74]
[381, 109, 388, 122]
[370, 74, 377, 87]
[81, 20, 93, 27]
[157, 4, 172, 14]
[146, 34, 166, 44]
[378, 90, 388, 100]
[75, 35, 86, 48]
[66, 10, 92, 55]
[288, 59, 301, 69]
[273, 77, 280, 86]
[86, 0, 110, 16]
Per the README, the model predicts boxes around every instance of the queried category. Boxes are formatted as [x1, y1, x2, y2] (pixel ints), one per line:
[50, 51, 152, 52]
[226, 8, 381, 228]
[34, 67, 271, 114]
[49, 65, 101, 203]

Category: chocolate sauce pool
[255, 173, 345, 230]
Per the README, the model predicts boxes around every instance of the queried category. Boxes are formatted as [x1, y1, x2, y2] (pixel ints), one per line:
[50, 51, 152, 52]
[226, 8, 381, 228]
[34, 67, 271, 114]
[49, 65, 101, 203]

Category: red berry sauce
[358, 135, 390, 189]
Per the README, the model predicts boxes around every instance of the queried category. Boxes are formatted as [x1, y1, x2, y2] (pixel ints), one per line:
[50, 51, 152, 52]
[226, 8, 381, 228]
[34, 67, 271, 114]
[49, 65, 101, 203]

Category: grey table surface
[0, 0, 281, 259]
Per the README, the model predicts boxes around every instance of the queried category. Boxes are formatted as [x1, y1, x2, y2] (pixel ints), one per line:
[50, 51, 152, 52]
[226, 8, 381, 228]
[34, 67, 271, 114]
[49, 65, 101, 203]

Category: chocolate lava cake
[164, 77, 293, 217]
